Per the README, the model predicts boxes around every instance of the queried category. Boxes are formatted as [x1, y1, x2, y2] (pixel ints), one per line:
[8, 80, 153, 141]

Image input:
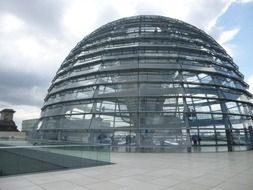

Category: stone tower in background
[0, 109, 18, 131]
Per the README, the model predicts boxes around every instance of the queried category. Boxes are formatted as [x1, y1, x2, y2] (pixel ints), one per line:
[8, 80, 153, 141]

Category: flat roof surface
[0, 151, 253, 190]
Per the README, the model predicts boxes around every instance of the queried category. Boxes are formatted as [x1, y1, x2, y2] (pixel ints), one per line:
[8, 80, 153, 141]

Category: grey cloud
[0, 85, 45, 106]
[0, 69, 49, 106]
[0, 0, 68, 36]
[92, 5, 121, 30]
[185, 0, 232, 31]
[0, 0, 70, 108]
[0, 69, 49, 88]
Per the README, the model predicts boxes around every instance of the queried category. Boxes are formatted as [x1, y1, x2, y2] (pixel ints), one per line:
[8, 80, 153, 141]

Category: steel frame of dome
[37, 15, 253, 152]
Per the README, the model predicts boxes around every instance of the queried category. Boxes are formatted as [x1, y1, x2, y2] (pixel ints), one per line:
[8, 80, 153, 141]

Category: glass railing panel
[0, 144, 111, 177]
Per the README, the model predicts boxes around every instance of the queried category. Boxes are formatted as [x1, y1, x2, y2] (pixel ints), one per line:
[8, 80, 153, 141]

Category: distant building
[0, 109, 18, 131]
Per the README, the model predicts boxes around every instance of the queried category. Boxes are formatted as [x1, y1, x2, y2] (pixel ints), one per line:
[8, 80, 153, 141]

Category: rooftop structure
[36, 15, 253, 152]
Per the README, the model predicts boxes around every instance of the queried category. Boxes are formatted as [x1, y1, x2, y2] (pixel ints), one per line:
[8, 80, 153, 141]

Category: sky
[0, 0, 252, 129]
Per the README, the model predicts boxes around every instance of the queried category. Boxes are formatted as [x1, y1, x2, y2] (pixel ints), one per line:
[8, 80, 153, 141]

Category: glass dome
[37, 15, 253, 152]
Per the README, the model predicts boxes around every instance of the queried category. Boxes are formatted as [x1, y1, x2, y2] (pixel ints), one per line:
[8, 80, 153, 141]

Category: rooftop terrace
[1, 151, 253, 190]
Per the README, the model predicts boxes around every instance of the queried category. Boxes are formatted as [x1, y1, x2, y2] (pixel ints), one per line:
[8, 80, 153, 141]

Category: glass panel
[226, 102, 240, 114]
[215, 126, 227, 145]
[0, 145, 110, 176]
[114, 115, 131, 128]
[100, 101, 116, 112]
[196, 114, 212, 120]
[183, 72, 199, 82]
[210, 102, 222, 113]
[95, 114, 114, 128]
[198, 73, 212, 83]
[199, 129, 215, 145]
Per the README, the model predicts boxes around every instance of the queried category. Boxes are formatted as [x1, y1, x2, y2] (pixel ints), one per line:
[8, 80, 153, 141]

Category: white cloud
[204, 0, 234, 32]
[217, 27, 240, 55]
[62, 0, 99, 38]
[62, 0, 236, 39]
[0, 14, 24, 33]
[237, 0, 253, 3]
[247, 76, 253, 94]
[222, 43, 238, 56]
[0, 14, 70, 74]
[218, 28, 240, 44]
